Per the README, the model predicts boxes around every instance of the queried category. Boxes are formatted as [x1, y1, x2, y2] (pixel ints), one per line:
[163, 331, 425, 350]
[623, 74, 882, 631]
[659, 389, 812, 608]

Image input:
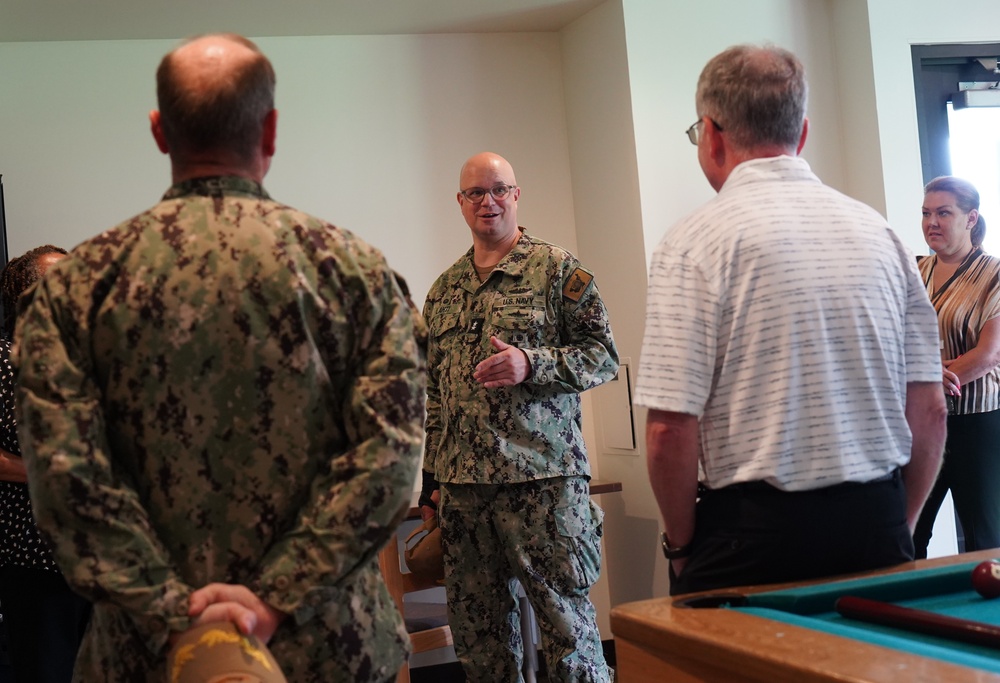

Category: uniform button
[176, 600, 189, 616]
[274, 575, 290, 590]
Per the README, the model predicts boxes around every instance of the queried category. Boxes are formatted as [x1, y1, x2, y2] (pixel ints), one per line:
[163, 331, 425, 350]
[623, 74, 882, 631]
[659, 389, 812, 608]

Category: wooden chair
[379, 524, 453, 683]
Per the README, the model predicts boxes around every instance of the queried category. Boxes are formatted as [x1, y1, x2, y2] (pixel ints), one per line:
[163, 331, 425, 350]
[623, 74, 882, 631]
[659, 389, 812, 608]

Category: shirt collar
[163, 175, 270, 201]
[720, 155, 818, 193]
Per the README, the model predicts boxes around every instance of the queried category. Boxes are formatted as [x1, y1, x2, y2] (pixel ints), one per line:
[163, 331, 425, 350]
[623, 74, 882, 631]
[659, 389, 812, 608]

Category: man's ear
[261, 109, 277, 158]
[705, 117, 726, 165]
[149, 110, 169, 155]
[795, 117, 809, 155]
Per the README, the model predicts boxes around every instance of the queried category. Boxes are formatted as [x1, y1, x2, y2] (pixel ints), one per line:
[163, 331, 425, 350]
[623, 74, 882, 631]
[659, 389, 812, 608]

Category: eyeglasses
[685, 117, 723, 145]
[459, 184, 517, 204]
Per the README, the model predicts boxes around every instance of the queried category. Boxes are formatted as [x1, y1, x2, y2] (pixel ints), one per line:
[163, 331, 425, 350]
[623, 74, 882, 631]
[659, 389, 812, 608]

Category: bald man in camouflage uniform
[14, 34, 424, 682]
[421, 152, 618, 682]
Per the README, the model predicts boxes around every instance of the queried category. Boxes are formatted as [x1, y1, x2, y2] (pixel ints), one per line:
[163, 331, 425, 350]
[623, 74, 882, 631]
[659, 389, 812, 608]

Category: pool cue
[836, 595, 1000, 650]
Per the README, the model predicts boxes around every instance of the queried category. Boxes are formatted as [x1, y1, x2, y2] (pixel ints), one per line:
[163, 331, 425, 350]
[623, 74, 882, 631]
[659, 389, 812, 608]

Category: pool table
[610, 549, 1000, 682]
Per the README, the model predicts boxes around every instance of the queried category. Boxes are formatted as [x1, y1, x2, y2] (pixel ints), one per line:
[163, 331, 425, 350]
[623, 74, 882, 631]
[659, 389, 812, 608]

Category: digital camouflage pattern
[14, 176, 426, 682]
[423, 228, 617, 682]
[422, 228, 618, 484]
[440, 476, 612, 682]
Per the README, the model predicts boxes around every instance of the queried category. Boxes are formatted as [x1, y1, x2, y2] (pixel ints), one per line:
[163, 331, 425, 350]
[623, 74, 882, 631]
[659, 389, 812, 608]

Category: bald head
[155, 33, 275, 171]
[457, 152, 521, 246]
[459, 152, 517, 188]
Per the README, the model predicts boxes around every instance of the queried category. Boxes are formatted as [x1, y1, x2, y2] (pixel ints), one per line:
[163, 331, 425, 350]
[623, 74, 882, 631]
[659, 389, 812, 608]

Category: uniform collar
[456, 228, 531, 292]
[163, 175, 270, 201]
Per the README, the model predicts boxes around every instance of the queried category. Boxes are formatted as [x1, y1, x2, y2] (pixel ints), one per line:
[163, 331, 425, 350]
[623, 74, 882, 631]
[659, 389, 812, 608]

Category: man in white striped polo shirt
[636, 44, 948, 595]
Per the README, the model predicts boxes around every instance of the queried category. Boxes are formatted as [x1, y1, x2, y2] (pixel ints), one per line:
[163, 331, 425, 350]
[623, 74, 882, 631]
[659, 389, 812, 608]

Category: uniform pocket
[554, 500, 604, 589]
[492, 308, 545, 347]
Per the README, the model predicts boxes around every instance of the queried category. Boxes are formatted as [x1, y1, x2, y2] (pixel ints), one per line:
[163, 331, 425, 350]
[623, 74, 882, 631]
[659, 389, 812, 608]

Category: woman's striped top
[919, 249, 1000, 414]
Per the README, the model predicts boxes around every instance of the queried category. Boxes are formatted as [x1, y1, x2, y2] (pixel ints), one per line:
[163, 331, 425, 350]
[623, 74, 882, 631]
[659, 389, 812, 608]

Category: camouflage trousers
[439, 476, 612, 683]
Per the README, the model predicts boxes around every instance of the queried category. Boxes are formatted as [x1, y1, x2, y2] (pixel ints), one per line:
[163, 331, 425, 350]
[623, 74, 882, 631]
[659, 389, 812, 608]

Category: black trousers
[0, 567, 91, 683]
[913, 409, 1000, 558]
[669, 471, 913, 596]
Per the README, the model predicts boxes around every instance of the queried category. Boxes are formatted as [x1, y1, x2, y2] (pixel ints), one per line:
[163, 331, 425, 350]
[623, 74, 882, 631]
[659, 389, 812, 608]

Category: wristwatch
[660, 532, 692, 560]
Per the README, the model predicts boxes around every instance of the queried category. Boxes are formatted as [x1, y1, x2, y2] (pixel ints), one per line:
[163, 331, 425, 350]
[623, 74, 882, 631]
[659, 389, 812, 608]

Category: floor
[411, 642, 616, 683]
[411, 661, 551, 683]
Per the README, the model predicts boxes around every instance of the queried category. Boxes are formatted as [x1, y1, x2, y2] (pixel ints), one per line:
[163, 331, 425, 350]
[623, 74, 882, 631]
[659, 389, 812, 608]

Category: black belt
[703, 469, 901, 497]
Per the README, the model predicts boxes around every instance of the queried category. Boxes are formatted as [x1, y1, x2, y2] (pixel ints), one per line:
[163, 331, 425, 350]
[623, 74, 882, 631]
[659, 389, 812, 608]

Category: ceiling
[0, 0, 606, 43]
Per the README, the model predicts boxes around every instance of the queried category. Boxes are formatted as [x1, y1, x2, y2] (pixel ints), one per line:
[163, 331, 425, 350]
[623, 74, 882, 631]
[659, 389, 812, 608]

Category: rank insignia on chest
[467, 318, 485, 336]
[563, 268, 594, 302]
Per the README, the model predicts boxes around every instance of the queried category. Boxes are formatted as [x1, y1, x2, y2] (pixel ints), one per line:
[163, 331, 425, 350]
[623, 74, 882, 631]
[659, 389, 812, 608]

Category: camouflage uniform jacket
[14, 176, 426, 682]
[423, 228, 618, 484]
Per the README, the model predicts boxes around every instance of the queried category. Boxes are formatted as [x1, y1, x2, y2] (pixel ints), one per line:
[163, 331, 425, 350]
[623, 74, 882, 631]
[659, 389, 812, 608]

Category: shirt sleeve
[421, 292, 442, 477]
[894, 231, 944, 383]
[634, 244, 719, 416]
[16, 273, 193, 655]
[252, 261, 426, 623]
[521, 262, 619, 393]
[979, 264, 1000, 327]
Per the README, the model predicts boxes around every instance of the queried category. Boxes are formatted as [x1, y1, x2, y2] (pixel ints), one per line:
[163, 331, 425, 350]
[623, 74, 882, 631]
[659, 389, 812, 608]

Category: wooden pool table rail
[611, 549, 1000, 683]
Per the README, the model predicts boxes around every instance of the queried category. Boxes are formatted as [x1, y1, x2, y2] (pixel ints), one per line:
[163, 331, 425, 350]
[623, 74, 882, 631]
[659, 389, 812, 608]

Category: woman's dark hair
[925, 175, 987, 249]
[0, 245, 68, 338]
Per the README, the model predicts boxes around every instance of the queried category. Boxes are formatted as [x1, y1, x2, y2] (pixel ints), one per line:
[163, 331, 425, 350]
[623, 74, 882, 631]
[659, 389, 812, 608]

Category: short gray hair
[696, 44, 807, 151]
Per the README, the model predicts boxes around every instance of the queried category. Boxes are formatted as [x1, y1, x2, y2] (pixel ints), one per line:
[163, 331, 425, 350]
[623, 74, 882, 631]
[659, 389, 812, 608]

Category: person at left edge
[13, 33, 425, 682]
[0, 246, 91, 683]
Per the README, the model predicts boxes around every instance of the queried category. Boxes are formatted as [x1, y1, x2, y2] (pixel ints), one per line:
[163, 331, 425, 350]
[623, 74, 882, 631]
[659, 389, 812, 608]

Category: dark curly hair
[0, 245, 68, 339]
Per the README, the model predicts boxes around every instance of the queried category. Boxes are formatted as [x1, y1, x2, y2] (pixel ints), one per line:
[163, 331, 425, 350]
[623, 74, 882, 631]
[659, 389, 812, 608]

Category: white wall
[0, 33, 579, 308]
[0, 39, 169, 253]
[622, 0, 848, 266]
[562, 0, 653, 620]
[829, 0, 886, 216]
[866, 0, 1000, 253]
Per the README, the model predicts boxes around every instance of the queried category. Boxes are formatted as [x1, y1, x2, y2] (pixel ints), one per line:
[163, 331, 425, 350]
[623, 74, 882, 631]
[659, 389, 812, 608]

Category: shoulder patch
[563, 267, 594, 302]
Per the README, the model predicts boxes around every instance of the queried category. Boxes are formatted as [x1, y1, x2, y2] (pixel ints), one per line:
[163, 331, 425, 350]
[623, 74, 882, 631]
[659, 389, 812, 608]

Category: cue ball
[972, 560, 1000, 599]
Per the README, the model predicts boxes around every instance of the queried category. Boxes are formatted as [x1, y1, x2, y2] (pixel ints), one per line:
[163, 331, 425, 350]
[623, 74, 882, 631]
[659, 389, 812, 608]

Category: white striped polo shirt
[636, 155, 941, 491]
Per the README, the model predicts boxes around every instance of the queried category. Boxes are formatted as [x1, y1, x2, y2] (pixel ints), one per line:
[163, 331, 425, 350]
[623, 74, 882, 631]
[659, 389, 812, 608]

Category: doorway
[913, 43, 1000, 254]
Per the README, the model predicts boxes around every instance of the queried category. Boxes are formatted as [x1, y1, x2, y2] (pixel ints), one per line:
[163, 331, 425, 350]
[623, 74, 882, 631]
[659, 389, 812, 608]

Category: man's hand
[420, 489, 440, 522]
[187, 583, 286, 644]
[473, 336, 531, 388]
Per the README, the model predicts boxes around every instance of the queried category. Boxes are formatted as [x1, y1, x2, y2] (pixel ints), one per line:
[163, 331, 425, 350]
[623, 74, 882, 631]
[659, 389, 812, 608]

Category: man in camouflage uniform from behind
[421, 151, 618, 682]
[14, 33, 425, 682]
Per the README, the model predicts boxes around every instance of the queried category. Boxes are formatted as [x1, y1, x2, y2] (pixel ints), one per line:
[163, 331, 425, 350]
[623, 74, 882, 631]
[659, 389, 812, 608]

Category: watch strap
[660, 531, 692, 560]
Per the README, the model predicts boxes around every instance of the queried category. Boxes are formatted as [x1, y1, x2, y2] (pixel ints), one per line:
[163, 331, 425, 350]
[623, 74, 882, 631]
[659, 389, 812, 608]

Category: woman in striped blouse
[913, 176, 1000, 558]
